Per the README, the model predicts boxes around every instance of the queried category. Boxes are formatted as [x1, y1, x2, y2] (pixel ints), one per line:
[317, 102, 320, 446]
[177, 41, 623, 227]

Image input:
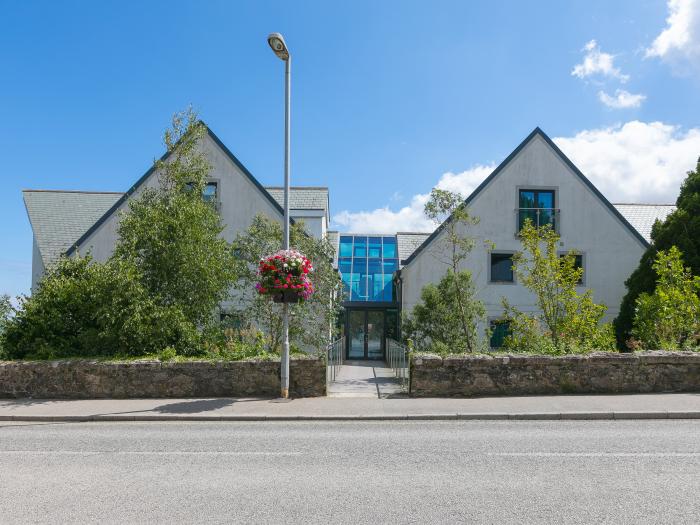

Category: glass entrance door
[348, 310, 366, 359]
[346, 309, 385, 360]
[366, 311, 384, 359]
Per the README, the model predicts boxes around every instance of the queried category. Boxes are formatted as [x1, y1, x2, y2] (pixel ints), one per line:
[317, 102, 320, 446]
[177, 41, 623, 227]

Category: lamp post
[267, 32, 291, 399]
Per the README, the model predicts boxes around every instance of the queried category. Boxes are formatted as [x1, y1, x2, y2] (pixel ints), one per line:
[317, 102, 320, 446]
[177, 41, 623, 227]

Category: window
[336, 235, 400, 302]
[490, 253, 514, 283]
[489, 320, 511, 348]
[185, 181, 218, 205]
[518, 189, 556, 231]
[203, 182, 218, 203]
[339, 236, 353, 257]
[560, 253, 584, 285]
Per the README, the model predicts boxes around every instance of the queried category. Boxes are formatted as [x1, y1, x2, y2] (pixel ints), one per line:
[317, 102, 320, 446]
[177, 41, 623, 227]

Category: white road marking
[0, 450, 303, 456]
[488, 452, 700, 457]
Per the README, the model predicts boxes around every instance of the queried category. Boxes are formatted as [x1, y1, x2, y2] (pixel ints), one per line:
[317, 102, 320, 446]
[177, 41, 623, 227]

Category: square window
[560, 253, 584, 284]
[489, 320, 511, 348]
[518, 189, 556, 231]
[353, 236, 367, 257]
[490, 253, 514, 282]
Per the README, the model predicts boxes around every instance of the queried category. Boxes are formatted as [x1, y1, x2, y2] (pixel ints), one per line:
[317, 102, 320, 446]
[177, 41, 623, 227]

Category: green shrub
[632, 246, 700, 350]
[2, 256, 200, 359]
[0, 294, 12, 359]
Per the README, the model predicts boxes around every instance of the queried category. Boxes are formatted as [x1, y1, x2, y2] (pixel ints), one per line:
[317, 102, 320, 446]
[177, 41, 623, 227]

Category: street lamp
[268, 32, 292, 399]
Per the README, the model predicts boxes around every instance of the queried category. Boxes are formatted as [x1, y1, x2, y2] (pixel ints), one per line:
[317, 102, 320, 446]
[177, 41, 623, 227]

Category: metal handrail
[516, 208, 560, 231]
[386, 338, 409, 391]
[326, 336, 345, 383]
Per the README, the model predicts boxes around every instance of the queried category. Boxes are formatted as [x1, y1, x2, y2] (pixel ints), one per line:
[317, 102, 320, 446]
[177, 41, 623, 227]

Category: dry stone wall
[0, 357, 326, 398]
[410, 352, 700, 397]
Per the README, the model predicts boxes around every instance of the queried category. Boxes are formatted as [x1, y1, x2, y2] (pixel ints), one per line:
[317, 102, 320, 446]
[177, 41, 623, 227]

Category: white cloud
[597, 89, 647, 109]
[572, 40, 630, 82]
[332, 165, 495, 233]
[332, 121, 700, 232]
[554, 121, 700, 203]
[645, 0, 700, 68]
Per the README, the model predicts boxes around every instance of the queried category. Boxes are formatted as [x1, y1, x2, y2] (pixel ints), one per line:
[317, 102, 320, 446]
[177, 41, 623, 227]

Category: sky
[1, 0, 700, 298]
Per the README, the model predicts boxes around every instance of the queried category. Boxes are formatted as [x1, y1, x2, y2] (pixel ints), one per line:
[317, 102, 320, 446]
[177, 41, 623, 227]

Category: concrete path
[1, 393, 699, 421]
[327, 360, 404, 398]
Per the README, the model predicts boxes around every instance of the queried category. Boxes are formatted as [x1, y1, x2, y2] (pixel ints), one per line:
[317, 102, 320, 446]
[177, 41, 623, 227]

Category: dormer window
[518, 189, 557, 232]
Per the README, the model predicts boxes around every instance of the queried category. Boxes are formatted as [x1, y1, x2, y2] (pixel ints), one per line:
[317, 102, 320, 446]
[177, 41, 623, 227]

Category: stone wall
[0, 357, 326, 399]
[410, 352, 700, 397]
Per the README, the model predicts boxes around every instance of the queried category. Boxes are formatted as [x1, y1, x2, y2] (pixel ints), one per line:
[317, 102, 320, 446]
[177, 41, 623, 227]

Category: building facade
[23, 125, 674, 358]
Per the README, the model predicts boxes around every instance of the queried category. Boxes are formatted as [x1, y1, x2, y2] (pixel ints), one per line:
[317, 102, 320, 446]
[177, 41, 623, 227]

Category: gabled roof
[23, 190, 124, 266]
[65, 123, 285, 256]
[265, 187, 329, 218]
[396, 232, 431, 261]
[402, 127, 651, 266]
[613, 204, 676, 243]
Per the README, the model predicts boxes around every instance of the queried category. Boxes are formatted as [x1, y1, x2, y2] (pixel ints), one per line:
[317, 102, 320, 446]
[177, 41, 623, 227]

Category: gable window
[203, 182, 218, 203]
[185, 181, 219, 205]
[489, 252, 514, 283]
[518, 189, 556, 231]
[489, 319, 511, 349]
[560, 252, 584, 285]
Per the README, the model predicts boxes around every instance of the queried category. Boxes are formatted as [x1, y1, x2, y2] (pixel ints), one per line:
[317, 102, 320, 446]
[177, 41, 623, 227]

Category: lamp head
[267, 33, 289, 60]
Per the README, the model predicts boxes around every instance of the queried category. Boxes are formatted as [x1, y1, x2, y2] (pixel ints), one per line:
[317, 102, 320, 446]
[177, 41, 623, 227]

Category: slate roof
[23, 190, 124, 267]
[613, 204, 676, 243]
[397, 232, 431, 262]
[265, 187, 329, 215]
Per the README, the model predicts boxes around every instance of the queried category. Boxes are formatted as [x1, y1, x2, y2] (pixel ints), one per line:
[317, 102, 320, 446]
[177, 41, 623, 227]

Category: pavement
[1, 393, 699, 421]
[1, 419, 698, 523]
[327, 360, 405, 397]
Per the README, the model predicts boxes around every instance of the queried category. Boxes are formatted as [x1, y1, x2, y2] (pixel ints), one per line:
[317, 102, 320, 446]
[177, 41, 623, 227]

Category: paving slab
[0, 393, 699, 421]
[327, 361, 404, 398]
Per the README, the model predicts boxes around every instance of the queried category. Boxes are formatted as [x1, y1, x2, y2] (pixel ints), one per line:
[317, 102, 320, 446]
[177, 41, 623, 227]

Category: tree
[114, 108, 238, 325]
[504, 220, 612, 353]
[615, 157, 700, 348]
[403, 271, 484, 354]
[1, 256, 199, 359]
[231, 214, 342, 353]
[405, 188, 485, 353]
[0, 294, 11, 357]
[632, 246, 700, 350]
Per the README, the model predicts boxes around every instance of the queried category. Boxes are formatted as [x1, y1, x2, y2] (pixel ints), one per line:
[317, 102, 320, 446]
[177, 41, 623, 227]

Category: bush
[503, 221, 613, 354]
[631, 246, 700, 350]
[0, 294, 12, 358]
[2, 256, 200, 359]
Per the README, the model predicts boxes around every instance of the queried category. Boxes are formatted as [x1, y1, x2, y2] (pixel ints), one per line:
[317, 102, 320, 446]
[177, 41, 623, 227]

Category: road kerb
[2, 411, 699, 422]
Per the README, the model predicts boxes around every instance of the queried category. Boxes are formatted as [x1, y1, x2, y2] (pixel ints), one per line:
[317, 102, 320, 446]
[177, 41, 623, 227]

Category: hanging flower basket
[255, 249, 314, 304]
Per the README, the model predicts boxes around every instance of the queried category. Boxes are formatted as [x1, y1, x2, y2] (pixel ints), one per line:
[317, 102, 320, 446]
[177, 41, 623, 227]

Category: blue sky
[2, 0, 700, 297]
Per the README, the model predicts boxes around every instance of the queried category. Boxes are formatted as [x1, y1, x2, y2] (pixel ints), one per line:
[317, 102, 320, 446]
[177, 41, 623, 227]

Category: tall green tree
[231, 214, 342, 352]
[114, 109, 238, 325]
[504, 221, 612, 353]
[0, 294, 11, 357]
[615, 157, 700, 348]
[405, 189, 485, 353]
[632, 246, 700, 350]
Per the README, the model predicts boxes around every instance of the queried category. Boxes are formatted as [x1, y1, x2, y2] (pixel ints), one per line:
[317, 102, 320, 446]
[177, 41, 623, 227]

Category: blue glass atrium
[337, 235, 400, 360]
[337, 235, 398, 302]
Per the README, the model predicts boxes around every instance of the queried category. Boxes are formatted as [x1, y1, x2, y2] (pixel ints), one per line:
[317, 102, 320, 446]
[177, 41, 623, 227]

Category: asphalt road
[1, 420, 699, 524]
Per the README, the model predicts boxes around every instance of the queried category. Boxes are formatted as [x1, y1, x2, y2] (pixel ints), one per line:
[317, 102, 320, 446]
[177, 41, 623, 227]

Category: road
[1, 420, 698, 524]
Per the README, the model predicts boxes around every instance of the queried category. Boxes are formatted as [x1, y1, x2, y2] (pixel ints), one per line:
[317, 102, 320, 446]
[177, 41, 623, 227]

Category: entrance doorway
[348, 310, 385, 360]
